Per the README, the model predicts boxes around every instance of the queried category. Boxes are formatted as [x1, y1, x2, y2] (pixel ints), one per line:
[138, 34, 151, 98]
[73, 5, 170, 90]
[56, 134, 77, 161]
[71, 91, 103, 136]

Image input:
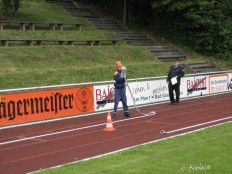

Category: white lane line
[160, 116, 232, 134]
[0, 114, 155, 146]
[30, 121, 232, 174]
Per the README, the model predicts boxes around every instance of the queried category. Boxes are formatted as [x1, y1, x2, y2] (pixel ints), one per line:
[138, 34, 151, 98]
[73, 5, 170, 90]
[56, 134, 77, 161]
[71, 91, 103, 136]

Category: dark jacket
[114, 70, 125, 88]
[167, 65, 185, 85]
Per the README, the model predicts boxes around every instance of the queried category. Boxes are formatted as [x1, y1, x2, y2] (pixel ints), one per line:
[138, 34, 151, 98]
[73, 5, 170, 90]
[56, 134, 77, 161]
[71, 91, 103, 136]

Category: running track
[0, 93, 232, 174]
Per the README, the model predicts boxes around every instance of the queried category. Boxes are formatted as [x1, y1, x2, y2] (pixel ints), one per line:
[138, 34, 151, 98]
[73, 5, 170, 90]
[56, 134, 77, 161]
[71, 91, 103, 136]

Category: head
[115, 61, 122, 71]
[173, 58, 180, 65]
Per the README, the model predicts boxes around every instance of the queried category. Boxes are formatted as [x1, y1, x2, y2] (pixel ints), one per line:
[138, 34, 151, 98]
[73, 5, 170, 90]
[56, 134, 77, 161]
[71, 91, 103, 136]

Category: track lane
[0, 93, 231, 174]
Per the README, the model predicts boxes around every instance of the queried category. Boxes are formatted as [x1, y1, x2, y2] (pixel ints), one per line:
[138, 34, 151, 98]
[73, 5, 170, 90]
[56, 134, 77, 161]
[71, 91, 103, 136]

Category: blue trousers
[113, 88, 128, 113]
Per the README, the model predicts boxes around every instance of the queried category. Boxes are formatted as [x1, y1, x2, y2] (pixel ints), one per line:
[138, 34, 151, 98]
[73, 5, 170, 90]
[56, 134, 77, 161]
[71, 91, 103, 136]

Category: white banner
[94, 79, 175, 112]
[94, 72, 232, 112]
[94, 84, 115, 111]
[181, 75, 209, 97]
[126, 79, 170, 105]
[209, 74, 228, 94]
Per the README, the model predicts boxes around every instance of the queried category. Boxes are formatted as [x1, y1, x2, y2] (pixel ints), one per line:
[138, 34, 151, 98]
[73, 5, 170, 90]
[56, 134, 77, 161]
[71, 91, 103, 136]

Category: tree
[2, 0, 20, 15]
[152, 0, 232, 60]
[77, 0, 153, 27]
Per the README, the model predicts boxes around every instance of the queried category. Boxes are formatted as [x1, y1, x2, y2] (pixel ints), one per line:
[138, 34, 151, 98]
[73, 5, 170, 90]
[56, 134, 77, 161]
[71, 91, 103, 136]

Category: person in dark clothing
[166, 58, 185, 104]
[228, 79, 232, 90]
[112, 61, 130, 120]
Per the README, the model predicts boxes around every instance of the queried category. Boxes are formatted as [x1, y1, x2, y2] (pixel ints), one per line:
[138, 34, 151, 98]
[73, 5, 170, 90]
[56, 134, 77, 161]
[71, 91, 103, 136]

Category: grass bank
[0, 0, 231, 90]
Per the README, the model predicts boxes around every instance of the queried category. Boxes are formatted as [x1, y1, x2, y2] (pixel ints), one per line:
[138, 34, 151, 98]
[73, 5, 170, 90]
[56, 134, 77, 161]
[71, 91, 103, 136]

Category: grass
[0, 45, 168, 88]
[0, 0, 231, 89]
[36, 122, 232, 174]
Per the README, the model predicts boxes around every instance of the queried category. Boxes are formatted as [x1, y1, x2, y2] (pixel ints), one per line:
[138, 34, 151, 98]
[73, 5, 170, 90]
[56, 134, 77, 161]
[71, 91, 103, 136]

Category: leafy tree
[76, 0, 153, 27]
[152, 0, 232, 60]
[2, 0, 20, 15]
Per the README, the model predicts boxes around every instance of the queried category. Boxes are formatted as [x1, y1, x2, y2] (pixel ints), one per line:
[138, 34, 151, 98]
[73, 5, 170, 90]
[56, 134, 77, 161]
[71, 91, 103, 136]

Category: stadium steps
[147, 46, 186, 61]
[46, 0, 100, 18]
[46, 0, 187, 61]
[185, 62, 224, 73]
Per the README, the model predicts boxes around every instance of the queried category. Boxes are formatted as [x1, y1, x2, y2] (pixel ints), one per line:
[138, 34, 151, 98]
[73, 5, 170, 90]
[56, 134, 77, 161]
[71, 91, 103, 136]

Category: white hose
[126, 80, 156, 116]
[119, 66, 156, 116]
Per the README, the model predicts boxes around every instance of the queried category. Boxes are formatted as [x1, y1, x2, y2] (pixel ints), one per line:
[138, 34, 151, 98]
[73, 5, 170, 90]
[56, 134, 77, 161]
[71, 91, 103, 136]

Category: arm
[167, 66, 172, 82]
[177, 66, 185, 78]
[114, 71, 125, 83]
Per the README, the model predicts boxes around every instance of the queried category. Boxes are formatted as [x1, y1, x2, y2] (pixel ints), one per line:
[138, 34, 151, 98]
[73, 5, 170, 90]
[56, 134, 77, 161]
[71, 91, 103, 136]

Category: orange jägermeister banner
[0, 86, 94, 127]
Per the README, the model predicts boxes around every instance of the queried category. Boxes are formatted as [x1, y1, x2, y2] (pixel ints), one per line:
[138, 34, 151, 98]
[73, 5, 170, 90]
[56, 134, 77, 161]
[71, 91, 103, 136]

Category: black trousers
[168, 83, 180, 103]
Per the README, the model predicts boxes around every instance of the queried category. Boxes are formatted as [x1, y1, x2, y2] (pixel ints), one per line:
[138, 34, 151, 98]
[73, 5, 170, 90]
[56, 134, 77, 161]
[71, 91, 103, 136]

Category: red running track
[0, 93, 232, 174]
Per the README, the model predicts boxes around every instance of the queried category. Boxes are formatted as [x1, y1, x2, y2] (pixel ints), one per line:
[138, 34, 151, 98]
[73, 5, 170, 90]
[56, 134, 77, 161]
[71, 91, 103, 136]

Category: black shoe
[169, 102, 175, 105]
[124, 112, 130, 118]
[112, 113, 117, 120]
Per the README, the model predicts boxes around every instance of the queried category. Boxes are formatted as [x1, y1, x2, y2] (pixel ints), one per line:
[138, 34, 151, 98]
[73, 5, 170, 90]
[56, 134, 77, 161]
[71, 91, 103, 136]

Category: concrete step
[189, 64, 216, 69]
[67, 10, 99, 18]
[88, 19, 118, 24]
[186, 62, 214, 66]
[64, 7, 93, 11]
[157, 56, 186, 62]
[155, 54, 186, 58]
[117, 34, 147, 37]
[147, 46, 186, 61]
[185, 62, 224, 73]
[126, 42, 155, 46]
[47, 0, 73, 2]
[92, 23, 120, 27]
[124, 39, 154, 43]
[51, 1, 75, 6]
[152, 52, 183, 56]
[116, 32, 144, 36]
[148, 48, 177, 52]
[121, 37, 149, 40]
[148, 47, 182, 51]
[194, 68, 219, 73]
[93, 24, 122, 29]
[46, 0, 73, 3]
[124, 37, 153, 41]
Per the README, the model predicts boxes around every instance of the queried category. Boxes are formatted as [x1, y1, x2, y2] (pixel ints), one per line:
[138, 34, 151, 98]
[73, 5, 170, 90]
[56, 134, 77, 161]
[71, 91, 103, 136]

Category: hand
[121, 66, 127, 78]
[121, 66, 127, 74]
[123, 73, 127, 79]
[120, 71, 125, 78]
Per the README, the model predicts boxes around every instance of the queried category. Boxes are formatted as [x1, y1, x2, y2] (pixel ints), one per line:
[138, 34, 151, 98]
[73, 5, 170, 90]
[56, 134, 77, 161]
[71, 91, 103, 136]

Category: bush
[152, 0, 232, 61]
[2, 0, 20, 15]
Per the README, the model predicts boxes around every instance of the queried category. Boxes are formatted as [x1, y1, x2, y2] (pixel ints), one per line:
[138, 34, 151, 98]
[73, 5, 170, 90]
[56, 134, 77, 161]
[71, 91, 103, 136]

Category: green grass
[36, 122, 232, 174]
[0, 0, 231, 89]
[0, 0, 118, 40]
[0, 45, 169, 88]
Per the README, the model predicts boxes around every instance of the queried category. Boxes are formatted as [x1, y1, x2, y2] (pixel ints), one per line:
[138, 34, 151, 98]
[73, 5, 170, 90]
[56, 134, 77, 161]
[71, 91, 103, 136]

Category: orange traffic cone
[103, 112, 116, 131]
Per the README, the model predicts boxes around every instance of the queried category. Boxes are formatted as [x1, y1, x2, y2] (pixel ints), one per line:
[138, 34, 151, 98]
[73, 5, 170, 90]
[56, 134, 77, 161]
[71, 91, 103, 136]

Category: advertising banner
[0, 86, 94, 127]
[1, 71, 231, 127]
[208, 74, 228, 94]
[94, 84, 115, 111]
[126, 79, 170, 104]
[94, 79, 171, 112]
[181, 75, 209, 97]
